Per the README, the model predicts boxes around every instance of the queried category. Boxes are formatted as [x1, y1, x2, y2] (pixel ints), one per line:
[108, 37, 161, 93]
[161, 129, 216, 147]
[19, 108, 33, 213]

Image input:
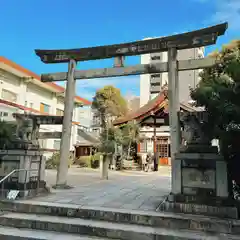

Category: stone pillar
[40, 155, 46, 182]
[55, 59, 77, 189]
[100, 154, 109, 180]
[216, 160, 228, 197]
[18, 154, 31, 190]
[168, 48, 181, 194]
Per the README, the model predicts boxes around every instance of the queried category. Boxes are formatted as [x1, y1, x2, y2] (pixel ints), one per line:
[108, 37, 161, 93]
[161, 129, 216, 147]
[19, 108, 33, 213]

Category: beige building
[0, 56, 91, 157]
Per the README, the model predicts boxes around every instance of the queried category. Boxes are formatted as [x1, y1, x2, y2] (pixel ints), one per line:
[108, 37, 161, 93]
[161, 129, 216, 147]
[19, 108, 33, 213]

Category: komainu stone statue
[12, 113, 40, 149]
[180, 111, 212, 147]
[18, 117, 34, 142]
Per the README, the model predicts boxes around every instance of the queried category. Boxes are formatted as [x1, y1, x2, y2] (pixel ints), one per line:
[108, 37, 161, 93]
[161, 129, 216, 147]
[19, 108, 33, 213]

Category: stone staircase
[0, 200, 240, 239]
[123, 160, 141, 171]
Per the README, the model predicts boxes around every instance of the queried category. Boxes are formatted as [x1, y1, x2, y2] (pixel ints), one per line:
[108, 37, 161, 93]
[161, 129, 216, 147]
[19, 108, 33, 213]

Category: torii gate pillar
[168, 48, 181, 195]
[55, 59, 77, 188]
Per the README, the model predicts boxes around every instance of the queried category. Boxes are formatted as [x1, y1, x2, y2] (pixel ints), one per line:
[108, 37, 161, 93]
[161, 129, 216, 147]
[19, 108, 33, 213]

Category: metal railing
[0, 169, 40, 199]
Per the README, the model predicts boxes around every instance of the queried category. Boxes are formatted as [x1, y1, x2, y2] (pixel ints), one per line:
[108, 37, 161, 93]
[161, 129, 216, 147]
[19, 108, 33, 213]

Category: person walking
[153, 153, 159, 171]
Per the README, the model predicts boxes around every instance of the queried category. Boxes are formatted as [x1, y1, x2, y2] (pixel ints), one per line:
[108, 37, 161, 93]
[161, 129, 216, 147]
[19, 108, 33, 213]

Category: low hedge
[75, 152, 101, 168]
[75, 155, 92, 168]
[46, 152, 73, 169]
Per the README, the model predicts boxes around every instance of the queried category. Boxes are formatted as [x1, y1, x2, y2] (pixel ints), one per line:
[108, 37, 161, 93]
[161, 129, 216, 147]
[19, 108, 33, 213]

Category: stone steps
[0, 200, 240, 239]
[0, 225, 109, 240]
[0, 212, 235, 240]
[123, 160, 141, 170]
[0, 200, 235, 234]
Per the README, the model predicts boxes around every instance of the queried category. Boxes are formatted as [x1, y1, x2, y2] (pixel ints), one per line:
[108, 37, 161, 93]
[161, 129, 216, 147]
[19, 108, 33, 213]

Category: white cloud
[75, 76, 140, 101]
[196, 0, 240, 30]
[211, 0, 240, 30]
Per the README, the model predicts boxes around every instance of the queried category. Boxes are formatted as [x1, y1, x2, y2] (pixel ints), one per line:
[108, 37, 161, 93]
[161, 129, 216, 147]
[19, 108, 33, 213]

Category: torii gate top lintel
[35, 22, 228, 64]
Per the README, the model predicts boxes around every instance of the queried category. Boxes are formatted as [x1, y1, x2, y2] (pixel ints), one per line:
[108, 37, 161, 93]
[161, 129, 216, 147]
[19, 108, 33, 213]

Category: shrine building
[113, 87, 199, 166]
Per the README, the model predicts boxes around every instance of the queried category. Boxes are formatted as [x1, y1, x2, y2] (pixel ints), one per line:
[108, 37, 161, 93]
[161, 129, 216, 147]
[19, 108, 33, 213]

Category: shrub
[75, 155, 92, 168]
[45, 152, 73, 169]
[75, 153, 101, 168]
[91, 152, 101, 168]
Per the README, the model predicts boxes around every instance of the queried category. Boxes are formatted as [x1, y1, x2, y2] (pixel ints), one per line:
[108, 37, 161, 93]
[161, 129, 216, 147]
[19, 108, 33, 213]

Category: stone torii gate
[35, 22, 227, 189]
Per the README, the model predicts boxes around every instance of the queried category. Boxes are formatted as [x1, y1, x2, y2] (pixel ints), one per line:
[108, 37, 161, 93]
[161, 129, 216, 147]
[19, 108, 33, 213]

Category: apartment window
[56, 108, 64, 116]
[53, 140, 61, 150]
[40, 103, 50, 113]
[1, 89, 17, 102]
[151, 74, 161, 79]
[151, 55, 161, 61]
[0, 112, 8, 117]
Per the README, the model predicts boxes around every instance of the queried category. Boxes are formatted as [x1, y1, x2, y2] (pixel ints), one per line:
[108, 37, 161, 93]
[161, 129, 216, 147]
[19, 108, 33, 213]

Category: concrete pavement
[34, 167, 171, 211]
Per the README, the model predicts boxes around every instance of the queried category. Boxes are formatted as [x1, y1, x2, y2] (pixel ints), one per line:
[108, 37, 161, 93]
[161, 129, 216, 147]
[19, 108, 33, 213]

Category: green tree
[191, 40, 240, 143]
[190, 40, 240, 196]
[0, 121, 17, 149]
[92, 85, 128, 128]
[121, 121, 140, 159]
[92, 85, 128, 154]
[98, 126, 122, 154]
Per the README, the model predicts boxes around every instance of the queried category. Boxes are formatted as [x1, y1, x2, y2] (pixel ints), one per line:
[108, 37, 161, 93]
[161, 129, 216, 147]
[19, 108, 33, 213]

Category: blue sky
[0, 0, 239, 101]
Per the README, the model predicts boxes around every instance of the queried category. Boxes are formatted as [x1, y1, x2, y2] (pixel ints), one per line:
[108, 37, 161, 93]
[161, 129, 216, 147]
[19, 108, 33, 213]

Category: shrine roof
[113, 90, 168, 126]
[113, 88, 202, 126]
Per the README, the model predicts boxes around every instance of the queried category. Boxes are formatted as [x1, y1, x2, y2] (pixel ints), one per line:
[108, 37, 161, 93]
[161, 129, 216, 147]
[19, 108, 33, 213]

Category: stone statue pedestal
[8, 139, 39, 151]
[159, 146, 238, 219]
[0, 149, 47, 199]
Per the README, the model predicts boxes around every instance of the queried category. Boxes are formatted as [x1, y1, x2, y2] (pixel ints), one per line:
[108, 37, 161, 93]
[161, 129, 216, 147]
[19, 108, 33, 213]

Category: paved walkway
[33, 167, 171, 211]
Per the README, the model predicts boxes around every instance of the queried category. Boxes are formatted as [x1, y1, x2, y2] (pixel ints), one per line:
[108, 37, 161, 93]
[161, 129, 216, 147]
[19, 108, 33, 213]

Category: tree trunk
[127, 140, 131, 160]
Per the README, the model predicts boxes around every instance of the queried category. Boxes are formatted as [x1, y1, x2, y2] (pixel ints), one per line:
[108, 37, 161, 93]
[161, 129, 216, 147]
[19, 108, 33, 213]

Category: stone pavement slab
[34, 168, 171, 211]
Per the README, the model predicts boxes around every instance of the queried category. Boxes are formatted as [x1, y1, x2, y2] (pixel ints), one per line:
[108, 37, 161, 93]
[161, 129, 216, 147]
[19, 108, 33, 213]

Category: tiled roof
[113, 90, 168, 126]
[0, 56, 91, 105]
[113, 86, 201, 126]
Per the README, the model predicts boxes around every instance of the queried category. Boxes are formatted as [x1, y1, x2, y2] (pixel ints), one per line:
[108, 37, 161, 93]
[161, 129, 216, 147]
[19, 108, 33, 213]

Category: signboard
[182, 168, 215, 189]
[7, 190, 19, 200]
[35, 23, 227, 63]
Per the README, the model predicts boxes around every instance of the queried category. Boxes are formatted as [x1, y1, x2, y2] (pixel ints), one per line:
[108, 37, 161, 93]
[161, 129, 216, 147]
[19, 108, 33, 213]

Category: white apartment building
[140, 43, 204, 107]
[0, 56, 91, 158]
[137, 45, 205, 160]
